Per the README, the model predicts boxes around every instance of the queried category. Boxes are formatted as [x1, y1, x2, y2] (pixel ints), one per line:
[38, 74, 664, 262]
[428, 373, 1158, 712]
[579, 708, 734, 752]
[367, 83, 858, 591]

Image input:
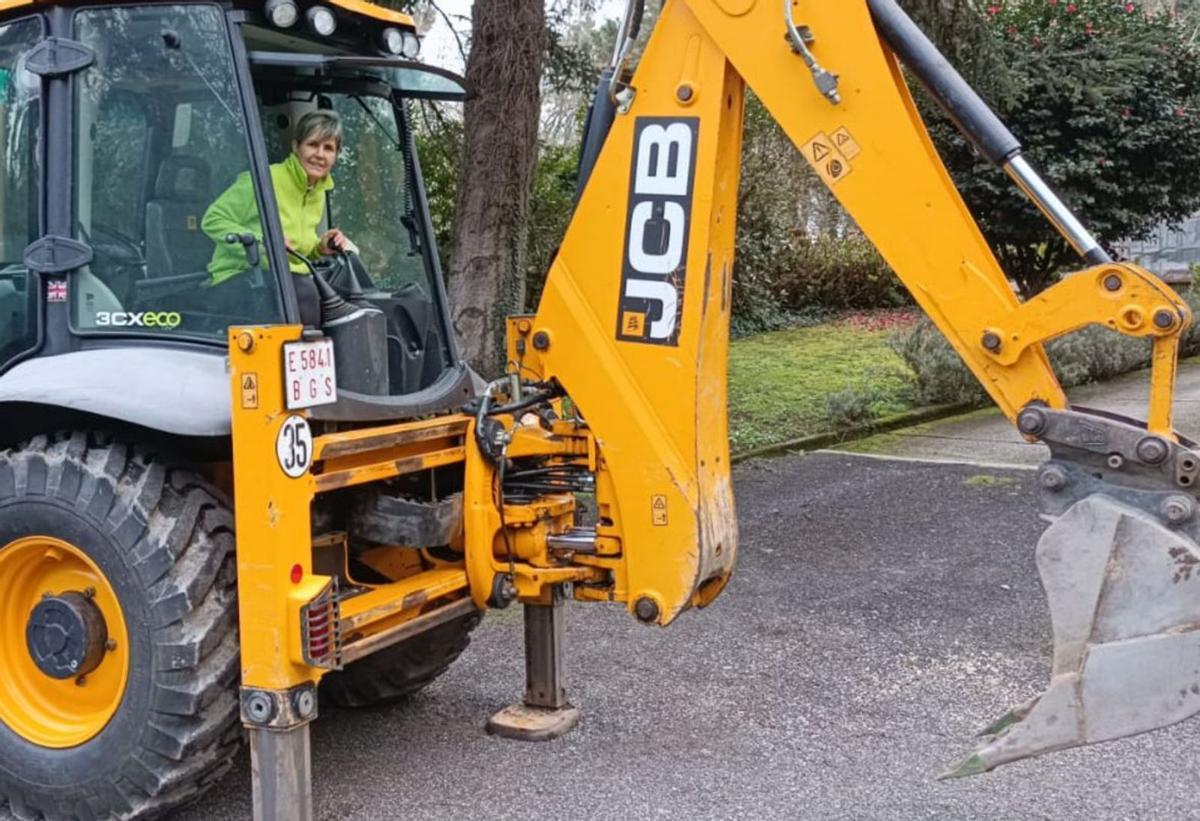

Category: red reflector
[290, 563, 303, 584]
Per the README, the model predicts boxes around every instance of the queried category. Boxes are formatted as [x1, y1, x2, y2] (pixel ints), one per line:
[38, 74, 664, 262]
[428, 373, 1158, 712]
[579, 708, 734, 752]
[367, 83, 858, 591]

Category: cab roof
[0, 0, 415, 27]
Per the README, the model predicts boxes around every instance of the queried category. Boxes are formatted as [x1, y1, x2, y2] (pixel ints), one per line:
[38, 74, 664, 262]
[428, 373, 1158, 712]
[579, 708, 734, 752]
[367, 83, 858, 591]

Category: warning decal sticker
[832, 126, 862, 160]
[652, 494, 668, 526]
[241, 373, 259, 409]
[801, 131, 853, 186]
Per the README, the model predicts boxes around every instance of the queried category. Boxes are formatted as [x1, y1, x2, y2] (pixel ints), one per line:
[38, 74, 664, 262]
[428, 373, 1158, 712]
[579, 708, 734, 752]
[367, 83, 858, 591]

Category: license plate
[283, 338, 337, 410]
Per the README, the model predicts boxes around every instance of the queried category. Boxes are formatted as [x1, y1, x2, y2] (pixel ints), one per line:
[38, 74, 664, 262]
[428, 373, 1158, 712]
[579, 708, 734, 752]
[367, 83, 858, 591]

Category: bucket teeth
[975, 694, 1040, 738]
[939, 754, 988, 780]
[948, 495, 1200, 776]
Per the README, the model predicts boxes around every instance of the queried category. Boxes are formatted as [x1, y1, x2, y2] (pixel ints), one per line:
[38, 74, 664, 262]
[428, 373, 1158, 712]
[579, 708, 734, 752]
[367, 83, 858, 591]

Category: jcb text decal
[616, 117, 699, 346]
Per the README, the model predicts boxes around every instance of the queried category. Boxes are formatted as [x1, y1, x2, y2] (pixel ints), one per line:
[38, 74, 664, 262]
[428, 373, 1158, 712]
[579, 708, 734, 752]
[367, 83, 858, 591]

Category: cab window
[0, 18, 42, 370]
[72, 4, 284, 340]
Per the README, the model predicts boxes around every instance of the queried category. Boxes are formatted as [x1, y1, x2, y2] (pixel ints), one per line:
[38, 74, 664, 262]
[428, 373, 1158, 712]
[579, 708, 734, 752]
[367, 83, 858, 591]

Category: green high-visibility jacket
[202, 152, 335, 284]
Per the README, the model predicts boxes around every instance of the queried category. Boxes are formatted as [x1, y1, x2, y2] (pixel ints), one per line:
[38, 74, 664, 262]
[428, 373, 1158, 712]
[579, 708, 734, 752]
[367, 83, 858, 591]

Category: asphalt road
[171, 451, 1197, 820]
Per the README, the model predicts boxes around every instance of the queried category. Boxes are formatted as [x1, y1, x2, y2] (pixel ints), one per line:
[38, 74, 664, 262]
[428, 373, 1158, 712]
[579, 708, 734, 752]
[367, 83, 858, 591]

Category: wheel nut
[1162, 494, 1196, 524]
[1154, 309, 1176, 329]
[634, 596, 659, 623]
[1017, 407, 1048, 436]
[1107, 453, 1125, 470]
[1136, 435, 1170, 465]
[1038, 465, 1068, 491]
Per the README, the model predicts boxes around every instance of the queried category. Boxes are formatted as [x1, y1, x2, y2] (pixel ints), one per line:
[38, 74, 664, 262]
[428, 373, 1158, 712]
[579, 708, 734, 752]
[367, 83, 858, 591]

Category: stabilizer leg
[249, 724, 313, 821]
[487, 585, 581, 740]
[944, 494, 1200, 777]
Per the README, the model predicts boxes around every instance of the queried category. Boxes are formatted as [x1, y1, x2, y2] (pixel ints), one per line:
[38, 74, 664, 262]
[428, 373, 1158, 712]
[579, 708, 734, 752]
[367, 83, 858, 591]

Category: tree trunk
[446, 0, 546, 376]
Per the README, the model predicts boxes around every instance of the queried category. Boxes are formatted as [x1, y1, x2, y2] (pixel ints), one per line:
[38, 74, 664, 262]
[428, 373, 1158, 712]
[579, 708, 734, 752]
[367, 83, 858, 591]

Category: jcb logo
[96, 311, 183, 329]
[616, 117, 699, 346]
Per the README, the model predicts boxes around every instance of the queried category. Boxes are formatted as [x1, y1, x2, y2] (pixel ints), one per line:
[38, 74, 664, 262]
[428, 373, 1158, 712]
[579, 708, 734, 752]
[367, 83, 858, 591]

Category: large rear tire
[0, 432, 240, 820]
[319, 609, 481, 708]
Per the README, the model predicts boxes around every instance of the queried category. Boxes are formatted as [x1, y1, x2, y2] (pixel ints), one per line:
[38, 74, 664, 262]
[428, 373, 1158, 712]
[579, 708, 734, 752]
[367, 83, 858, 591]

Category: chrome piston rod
[1004, 156, 1109, 264]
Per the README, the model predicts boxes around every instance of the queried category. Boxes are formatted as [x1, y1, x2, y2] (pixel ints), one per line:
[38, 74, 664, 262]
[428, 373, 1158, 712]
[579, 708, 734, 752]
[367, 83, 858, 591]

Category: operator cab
[0, 0, 471, 427]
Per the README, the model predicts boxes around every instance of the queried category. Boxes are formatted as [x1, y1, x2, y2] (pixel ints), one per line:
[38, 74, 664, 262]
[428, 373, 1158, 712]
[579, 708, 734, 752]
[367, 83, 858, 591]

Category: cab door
[0, 16, 44, 374]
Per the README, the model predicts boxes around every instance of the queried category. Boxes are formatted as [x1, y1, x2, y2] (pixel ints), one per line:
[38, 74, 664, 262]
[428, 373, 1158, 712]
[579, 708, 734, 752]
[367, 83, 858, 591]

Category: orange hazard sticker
[652, 494, 668, 526]
[801, 131, 853, 186]
[832, 127, 862, 160]
[241, 373, 259, 409]
[622, 311, 647, 337]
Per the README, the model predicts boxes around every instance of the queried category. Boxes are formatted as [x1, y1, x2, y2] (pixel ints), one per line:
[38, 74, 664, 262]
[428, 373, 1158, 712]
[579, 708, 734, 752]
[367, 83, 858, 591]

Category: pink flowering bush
[915, 0, 1200, 296]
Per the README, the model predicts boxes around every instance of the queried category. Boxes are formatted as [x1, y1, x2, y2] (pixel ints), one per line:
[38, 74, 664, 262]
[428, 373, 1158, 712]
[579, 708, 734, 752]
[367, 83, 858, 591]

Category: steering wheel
[315, 249, 374, 296]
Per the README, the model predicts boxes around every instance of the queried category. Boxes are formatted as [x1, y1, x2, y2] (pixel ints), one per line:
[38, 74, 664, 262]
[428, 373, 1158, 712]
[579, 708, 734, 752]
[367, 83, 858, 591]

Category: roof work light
[263, 0, 298, 28]
[381, 27, 404, 55]
[305, 5, 337, 36]
[401, 30, 420, 58]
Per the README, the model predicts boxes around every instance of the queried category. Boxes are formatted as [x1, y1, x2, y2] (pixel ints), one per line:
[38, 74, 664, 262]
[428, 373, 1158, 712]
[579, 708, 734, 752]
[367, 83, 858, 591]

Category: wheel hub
[0, 535, 129, 747]
[26, 591, 108, 679]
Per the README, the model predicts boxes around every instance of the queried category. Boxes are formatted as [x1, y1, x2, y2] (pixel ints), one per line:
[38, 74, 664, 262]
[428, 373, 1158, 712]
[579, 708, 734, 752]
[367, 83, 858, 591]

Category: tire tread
[0, 431, 242, 821]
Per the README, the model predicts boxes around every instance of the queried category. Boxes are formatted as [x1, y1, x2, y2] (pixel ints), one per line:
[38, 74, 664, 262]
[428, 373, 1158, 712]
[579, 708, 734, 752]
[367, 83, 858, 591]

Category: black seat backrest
[145, 156, 212, 278]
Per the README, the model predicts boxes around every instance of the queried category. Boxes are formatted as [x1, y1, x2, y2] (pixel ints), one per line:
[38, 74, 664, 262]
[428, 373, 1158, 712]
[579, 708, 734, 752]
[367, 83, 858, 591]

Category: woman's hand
[318, 229, 348, 256]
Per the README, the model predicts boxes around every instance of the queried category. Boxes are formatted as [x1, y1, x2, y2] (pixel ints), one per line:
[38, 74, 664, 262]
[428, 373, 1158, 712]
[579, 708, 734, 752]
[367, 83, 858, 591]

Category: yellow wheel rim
[0, 536, 130, 748]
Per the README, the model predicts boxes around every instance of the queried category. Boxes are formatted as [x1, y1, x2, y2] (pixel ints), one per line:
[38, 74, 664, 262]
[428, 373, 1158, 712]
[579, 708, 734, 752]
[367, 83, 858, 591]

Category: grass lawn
[727, 315, 918, 454]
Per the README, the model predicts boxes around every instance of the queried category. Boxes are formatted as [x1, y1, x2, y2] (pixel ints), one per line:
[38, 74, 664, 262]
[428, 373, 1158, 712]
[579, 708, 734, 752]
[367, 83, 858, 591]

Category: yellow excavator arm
[507, 0, 1200, 774]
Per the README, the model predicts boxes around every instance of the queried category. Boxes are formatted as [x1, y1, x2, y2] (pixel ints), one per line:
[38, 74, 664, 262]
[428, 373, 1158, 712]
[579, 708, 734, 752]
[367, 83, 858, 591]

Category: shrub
[524, 141, 580, 310]
[779, 236, 908, 312]
[888, 321, 989, 406]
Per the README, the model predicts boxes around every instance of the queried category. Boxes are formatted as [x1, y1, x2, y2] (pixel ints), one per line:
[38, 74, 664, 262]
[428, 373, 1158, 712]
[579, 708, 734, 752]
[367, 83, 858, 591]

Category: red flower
[1067, 2, 1077, 11]
[1124, 2, 1135, 11]
[987, 4, 1000, 15]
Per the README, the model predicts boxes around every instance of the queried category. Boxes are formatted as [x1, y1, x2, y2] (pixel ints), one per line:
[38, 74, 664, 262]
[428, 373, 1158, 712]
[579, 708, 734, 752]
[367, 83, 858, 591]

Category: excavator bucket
[944, 493, 1200, 777]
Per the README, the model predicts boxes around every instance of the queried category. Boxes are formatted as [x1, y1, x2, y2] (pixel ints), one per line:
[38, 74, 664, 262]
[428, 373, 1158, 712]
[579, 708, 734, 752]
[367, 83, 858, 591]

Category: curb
[730, 401, 976, 464]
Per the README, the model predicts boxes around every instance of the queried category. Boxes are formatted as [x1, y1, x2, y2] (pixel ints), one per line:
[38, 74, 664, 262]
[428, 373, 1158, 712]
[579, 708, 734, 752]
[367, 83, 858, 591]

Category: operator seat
[144, 156, 212, 277]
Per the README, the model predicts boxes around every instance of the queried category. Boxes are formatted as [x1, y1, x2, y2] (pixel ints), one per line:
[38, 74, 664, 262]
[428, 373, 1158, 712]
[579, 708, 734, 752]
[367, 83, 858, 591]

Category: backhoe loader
[0, 0, 1196, 817]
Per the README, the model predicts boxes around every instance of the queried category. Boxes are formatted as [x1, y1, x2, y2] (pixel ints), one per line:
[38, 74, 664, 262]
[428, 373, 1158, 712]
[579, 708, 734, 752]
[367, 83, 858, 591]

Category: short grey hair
[293, 110, 343, 149]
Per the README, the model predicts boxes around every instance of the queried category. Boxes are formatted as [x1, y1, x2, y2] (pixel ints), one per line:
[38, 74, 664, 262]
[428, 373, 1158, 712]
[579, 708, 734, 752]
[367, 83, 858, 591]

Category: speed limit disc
[276, 415, 313, 479]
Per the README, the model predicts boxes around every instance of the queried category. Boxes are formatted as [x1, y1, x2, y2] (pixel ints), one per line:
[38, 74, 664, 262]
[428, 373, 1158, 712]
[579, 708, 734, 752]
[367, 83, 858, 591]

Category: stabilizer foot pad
[486, 703, 581, 741]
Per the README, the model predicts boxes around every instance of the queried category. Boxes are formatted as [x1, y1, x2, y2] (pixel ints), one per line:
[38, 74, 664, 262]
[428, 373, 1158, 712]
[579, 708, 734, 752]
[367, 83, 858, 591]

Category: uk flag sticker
[46, 280, 67, 302]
